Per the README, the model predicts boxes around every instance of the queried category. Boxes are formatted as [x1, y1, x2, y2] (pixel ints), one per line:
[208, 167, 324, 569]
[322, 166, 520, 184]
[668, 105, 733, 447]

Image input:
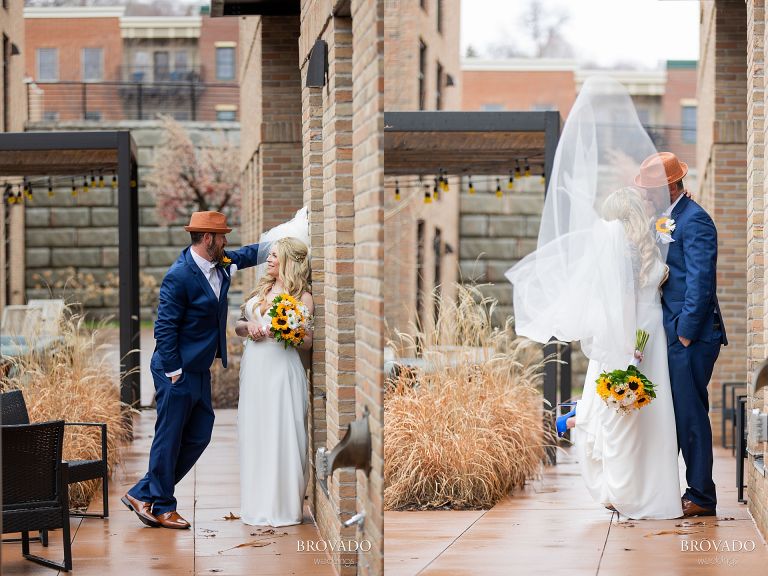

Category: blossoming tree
[148, 116, 240, 225]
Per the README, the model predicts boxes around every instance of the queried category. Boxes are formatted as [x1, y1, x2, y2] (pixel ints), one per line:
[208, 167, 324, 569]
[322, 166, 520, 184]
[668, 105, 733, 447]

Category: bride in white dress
[235, 236, 313, 526]
[505, 77, 683, 519]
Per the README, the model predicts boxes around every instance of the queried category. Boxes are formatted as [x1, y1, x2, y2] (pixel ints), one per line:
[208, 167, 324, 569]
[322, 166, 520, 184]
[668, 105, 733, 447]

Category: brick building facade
[384, 0, 461, 345]
[1, 0, 27, 314]
[232, 1, 383, 574]
[701, 0, 768, 542]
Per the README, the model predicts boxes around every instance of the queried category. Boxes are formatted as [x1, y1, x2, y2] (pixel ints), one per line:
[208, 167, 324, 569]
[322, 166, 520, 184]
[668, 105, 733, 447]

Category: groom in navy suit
[636, 152, 728, 518]
[122, 211, 265, 529]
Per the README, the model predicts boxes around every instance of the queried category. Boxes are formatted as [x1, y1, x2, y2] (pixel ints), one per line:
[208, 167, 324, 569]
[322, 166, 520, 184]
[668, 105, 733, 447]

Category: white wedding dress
[238, 295, 309, 526]
[573, 257, 683, 519]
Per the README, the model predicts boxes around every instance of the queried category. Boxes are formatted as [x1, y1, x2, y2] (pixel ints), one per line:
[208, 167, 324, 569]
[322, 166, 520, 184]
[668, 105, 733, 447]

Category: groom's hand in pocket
[679, 336, 692, 347]
[171, 374, 181, 383]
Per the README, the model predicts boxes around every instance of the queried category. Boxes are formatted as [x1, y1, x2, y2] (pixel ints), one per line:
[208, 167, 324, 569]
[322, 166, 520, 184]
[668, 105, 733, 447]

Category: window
[42, 111, 59, 121]
[82, 48, 103, 82]
[418, 40, 427, 110]
[36, 48, 58, 82]
[3, 35, 9, 131]
[132, 51, 149, 81]
[216, 47, 235, 81]
[682, 105, 697, 144]
[172, 51, 188, 80]
[216, 109, 236, 121]
[436, 61, 443, 110]
[84, 111, 101, 121]
[153, 51, 170, 81]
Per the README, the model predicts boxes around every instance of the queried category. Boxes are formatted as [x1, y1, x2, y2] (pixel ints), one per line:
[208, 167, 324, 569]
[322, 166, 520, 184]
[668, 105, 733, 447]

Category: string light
[468, 176, 475, 195]
[440, 169, 449, 192]
[71, 178, 77, 196]
[524, 159, 531, 177]
[496, 177, 503, 198]
[5, 182, 14, 204]
[394, 179, 400, 201]
[433, 177, 439, 201]
[25, 180, 33, 201]
[423, 178, 432, 204]
[111, 173, 117, 189]
[90, 172, 96, 189]
[83, 176, 89, 193]
[507, 170, 514, 191]
[98, 172, 105, 188]
[48, 177, 54, 198]
[515, 159, 521, 177]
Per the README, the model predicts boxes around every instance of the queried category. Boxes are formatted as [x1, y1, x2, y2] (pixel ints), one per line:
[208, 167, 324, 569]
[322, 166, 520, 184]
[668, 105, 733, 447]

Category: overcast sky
[461, 0, 700, 69]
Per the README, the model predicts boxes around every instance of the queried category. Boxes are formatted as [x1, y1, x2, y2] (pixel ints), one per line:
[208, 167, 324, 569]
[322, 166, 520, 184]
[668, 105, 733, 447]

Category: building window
[436, 0, 443, 33]
[3, 35, 9, 131]
[36, 48, 58, 82]
[216, 109, 236, 121]
[418, 40, 427, 111]
[42, 111, 59, 121]
[173, 51, 188, 80]
[84, 111, 101, 121]
[682, 105, 697, 144]
[436, 61, 443, 110]
[216, 47, 236, 81]
[154, 51, 170, 81]
[82, 48, 103, 82]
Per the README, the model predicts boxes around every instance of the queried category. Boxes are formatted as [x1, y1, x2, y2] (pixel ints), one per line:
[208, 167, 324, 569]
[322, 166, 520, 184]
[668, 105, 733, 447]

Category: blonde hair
[241, 237, 311, 316]
[601, 186, 666, 288]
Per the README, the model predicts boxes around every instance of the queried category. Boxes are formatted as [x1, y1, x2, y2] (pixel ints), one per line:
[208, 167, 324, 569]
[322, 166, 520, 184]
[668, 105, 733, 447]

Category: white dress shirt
[165, 249, 222, 378]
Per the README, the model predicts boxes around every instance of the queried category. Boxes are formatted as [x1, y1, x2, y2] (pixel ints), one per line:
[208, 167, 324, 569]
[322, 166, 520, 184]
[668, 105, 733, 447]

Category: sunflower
[626, 376, 644, 394]
[655, 216, 676, 234]
[635, 395, 649, 407]
[596, 376, 611, 399]
[272, 317, 287, 330]
[611, 384, 627, 400]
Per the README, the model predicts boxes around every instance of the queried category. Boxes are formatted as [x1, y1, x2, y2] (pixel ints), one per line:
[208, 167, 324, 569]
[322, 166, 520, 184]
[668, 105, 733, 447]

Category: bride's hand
[247, 322, 265, 340]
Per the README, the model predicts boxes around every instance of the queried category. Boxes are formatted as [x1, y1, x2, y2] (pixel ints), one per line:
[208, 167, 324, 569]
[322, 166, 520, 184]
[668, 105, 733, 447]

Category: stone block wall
[23, 121, 241, 321]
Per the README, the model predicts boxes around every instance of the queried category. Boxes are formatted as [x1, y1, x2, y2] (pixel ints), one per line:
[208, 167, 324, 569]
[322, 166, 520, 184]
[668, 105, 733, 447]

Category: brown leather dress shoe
[682, 497, 716, 517]
[121, 493, 160, 527]
[155, 511, 191, 529]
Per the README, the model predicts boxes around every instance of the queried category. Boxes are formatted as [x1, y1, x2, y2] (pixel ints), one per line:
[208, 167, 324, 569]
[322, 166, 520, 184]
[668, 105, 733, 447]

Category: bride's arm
[235, 317, 264, 339]
[299, 292, 315, 350]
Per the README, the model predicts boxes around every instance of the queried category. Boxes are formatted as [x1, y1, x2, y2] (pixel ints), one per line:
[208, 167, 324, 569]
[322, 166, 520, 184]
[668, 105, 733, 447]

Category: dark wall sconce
[306, 39, 328, 88]
[10, 43, 20, 56]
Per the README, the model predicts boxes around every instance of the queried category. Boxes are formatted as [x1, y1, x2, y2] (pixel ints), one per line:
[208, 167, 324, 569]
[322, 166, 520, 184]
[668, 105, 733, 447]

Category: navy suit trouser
[128, 363, 215, 515]
[667, 336, 721, 510]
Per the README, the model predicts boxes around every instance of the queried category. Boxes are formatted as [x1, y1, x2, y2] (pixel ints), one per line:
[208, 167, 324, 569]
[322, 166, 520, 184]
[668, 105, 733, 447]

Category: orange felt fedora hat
[184, 211, 232, 234]
[634, 152, 688, 188]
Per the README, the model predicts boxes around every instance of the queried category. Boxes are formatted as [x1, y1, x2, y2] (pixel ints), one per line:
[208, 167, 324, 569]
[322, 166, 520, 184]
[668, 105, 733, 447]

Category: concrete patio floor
[385, 446, 768, 575]
[1, 410, 334, 575]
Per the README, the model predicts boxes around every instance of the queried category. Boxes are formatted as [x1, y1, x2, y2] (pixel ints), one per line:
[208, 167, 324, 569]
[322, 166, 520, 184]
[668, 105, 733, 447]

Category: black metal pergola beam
[209, 0, 300, 17]
[384, 110, 566, 464]
[0, 130, 140, 411]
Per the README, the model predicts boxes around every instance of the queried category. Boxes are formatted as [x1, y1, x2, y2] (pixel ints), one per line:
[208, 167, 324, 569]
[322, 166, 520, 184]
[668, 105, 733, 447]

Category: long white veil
[505, 76, 669, 369]
[252, 206, 311, 285]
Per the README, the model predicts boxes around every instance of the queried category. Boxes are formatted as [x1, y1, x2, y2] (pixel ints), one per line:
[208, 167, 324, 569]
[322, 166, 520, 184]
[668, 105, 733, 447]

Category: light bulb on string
[423, 180, 432, 204]
[111, 173, 117, 189]
[433, 177, 439, 201]
[524, 159, 531, 177]
[395, 179, 401, 201]
[440, 169, 448, 192]
[5, 182, 14, 205]
[496, 177, 503, 198]
[71, 178, 78, 197]
[98, 172, 105, 188]
[468, 176, 475, 195]
[90, 172, 96, 188]
[83, 176, 89, 193]
[507, 171, 514, 191]
[25, 180, 33, 201]
[515, 159, 521, 177]
[48, 177, 54, 198]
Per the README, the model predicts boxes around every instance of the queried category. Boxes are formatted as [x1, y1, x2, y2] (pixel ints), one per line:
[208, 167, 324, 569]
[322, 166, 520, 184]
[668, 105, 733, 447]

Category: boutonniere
[655, 216, 676, 244]
[217, 255, 232, 269]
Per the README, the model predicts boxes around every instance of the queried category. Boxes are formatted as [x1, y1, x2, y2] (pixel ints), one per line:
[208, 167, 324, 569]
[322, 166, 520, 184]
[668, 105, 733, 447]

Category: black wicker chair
[0, 389, 109, 518]
[2, 420, 72, 571]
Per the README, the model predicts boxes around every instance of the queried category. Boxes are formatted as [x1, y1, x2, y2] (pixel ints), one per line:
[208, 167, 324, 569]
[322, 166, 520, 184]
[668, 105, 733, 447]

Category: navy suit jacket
[152, 243, 262, 374]
[661, 195, 728, 347]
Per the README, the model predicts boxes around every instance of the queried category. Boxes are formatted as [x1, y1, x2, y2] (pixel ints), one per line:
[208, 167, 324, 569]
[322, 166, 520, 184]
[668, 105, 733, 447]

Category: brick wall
[698, 0, 749, 448]
[351, 1, 384, 573]
[2, 0, 28, 311]
[21, 121, 241, 320]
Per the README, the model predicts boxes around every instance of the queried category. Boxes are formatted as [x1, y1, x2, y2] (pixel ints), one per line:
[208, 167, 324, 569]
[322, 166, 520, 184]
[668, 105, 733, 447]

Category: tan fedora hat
[634, 151, 688, 188]
[184, 211, 232, 234]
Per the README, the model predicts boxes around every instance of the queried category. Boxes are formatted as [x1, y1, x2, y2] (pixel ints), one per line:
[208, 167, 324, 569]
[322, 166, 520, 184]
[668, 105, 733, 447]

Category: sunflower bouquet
[595, 329, 657, 414]
[267, 293, 311, 349]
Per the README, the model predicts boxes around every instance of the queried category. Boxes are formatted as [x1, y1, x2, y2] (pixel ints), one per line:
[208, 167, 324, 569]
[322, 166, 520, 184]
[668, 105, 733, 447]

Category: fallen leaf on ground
[675, 521, 708, 527]
[218, 540, 273, 554]
[616, 521, 636, 528]
[644, 529, 703, 537]
[222, 512, 241, 520]
[718, 517, 735, 521]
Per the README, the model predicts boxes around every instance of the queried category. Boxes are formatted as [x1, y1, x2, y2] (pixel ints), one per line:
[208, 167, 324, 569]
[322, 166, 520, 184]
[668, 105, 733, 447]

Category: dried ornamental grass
[385, 284, 553, 510]
[1, 311, 130, 509]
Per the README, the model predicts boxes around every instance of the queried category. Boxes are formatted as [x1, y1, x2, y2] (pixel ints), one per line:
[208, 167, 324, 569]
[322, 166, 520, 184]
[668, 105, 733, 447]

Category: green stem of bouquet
[635, 329, 650, 354]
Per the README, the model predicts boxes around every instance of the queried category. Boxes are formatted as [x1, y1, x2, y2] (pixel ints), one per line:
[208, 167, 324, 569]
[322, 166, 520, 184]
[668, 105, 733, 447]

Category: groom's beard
[206, 242, 223, 262]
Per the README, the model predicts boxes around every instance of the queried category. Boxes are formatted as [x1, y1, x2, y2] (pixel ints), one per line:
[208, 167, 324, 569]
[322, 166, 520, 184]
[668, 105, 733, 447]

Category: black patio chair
[0, 389, 109, 518]
[2, 420, 72, 571]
